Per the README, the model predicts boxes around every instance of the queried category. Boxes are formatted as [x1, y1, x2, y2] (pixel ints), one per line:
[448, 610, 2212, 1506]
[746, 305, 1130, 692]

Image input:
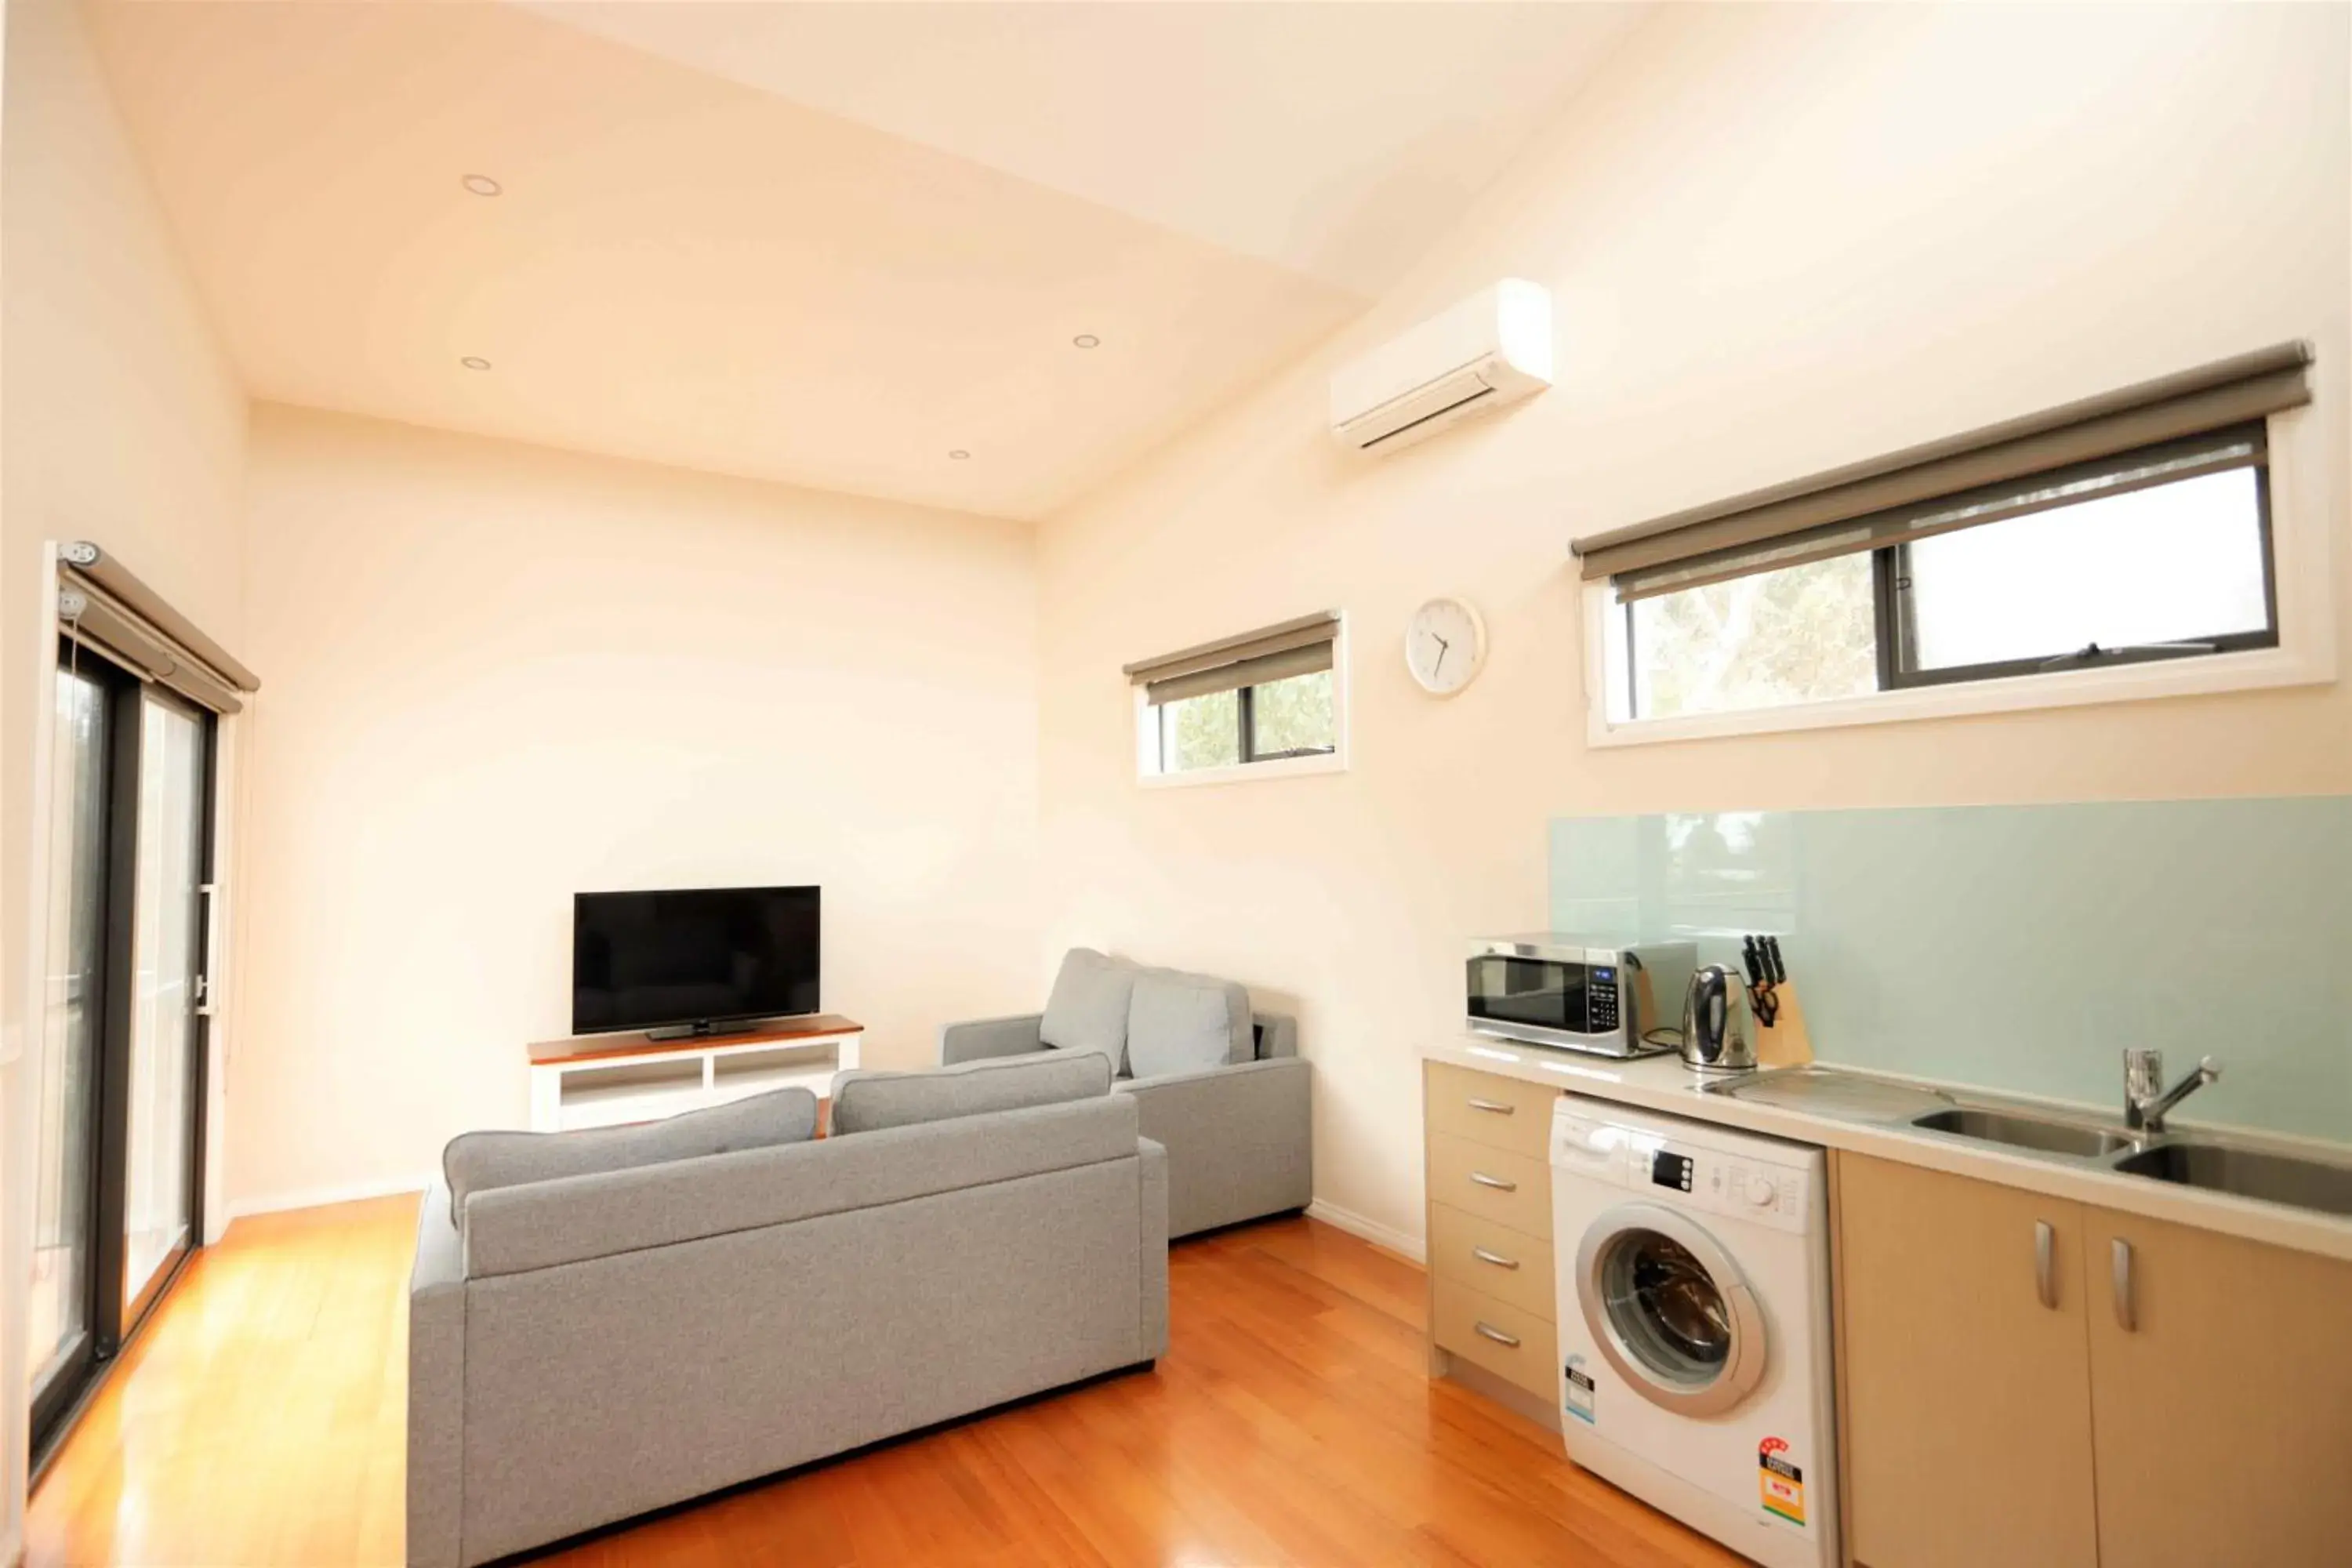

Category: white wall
[1034, 3, 2352, 1250]
[230, 406, 1041, 1211]
[0, 0, 249, 1553]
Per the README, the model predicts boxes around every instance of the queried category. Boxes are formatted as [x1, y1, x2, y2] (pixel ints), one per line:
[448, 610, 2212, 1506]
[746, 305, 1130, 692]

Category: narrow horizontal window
[1615, 423, 2278, 719]
[1126, 612, 1344, 780]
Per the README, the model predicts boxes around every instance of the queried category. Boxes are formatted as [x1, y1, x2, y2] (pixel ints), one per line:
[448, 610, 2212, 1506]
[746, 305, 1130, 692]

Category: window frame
[1138, 618, 1349, 788]
[1586, 406, 2333, 747]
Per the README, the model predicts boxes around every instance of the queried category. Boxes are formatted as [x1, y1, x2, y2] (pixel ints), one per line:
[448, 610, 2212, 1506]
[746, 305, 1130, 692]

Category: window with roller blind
[1570, 343, 2318, 736]
[1124, 612, 1345, 783]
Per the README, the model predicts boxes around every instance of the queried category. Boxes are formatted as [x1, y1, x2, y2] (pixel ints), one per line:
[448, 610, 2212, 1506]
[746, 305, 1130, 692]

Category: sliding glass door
[28, 647, 214, 1457]
[27, 662, 113, 1420]
[121, 692, 209, 1319]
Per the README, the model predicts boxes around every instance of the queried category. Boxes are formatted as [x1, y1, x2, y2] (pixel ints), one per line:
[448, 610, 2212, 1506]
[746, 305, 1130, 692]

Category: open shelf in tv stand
[526, 1014, 863, 1132]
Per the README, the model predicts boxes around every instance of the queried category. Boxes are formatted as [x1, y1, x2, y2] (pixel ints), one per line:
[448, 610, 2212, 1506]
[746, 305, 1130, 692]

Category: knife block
[1754, 982, 1813, 1069]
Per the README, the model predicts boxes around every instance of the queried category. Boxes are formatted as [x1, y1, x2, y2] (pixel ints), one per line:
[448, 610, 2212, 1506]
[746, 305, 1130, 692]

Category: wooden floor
[27, 1198, 1740, 1567]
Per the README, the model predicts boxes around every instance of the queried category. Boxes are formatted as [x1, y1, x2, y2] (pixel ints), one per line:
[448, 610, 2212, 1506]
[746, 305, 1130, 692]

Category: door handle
[1466, 1098, 1515, 1115]
[2111, 1238, 2136, 1332]
[1473, 1321, 1521, 1348]
[1471, 1247, 1520, 1271]
[2034, 1220, 2056, 1309]
[1469, 1171, 1517, 1192]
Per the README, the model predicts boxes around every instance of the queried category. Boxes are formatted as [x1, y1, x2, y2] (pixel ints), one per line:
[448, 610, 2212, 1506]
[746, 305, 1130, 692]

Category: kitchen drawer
[1433, 1276, 1559, 1403]
[1429, 1201, 1555, 1322]
[1425, 1061, 1556, 1159]
[1426, 1131, 1551, 1240]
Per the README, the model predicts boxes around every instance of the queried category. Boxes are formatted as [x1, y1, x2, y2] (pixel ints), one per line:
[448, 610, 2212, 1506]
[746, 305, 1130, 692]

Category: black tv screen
[572, 885, 820, 1036]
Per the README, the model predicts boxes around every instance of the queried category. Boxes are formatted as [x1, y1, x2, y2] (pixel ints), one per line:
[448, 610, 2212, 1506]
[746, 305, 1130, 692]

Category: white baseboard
[1305, 1198, 1426, 1264]
[226, 1174, 430, 1221]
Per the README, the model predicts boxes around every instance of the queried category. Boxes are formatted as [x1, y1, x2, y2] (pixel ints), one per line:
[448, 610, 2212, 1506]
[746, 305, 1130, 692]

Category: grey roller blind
[1570, 341, 2313, 594]
[1124, 612, 1338, 706]
[57, 541, 260, 714]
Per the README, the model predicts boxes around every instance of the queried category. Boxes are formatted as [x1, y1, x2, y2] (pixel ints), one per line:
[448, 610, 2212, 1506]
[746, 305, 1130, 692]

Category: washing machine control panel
[1555, 1108, 1815, 1236]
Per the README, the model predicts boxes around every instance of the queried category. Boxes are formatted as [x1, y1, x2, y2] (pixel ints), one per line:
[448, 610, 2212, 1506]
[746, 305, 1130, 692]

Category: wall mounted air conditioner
[1327, 279, 1552, 453]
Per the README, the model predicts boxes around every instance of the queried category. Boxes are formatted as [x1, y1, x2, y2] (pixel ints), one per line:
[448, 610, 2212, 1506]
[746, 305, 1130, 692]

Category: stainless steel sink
[1911, 1107, 2139, 1160]
[2113, 1142, 2352, 1218]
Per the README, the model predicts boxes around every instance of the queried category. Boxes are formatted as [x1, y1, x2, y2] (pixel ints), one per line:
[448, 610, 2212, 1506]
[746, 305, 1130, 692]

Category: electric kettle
[1680, 963, 1757, 1073]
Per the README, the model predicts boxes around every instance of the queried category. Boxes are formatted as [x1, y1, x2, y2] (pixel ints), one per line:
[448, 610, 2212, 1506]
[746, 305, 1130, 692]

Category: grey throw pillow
[1126, 969, 1253, 1079]
[442, 1085, 818, 1224]
[1039, 948, 1138, 1074]
[829, 1051, 1112, 1135]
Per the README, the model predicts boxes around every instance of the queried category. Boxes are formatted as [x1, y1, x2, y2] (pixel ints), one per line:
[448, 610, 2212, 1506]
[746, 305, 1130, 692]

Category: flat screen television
[572, 885, 820, 1038]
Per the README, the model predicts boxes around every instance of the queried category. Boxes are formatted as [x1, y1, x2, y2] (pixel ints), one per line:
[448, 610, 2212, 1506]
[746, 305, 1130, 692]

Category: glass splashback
[1549, 797, 2352, 1142]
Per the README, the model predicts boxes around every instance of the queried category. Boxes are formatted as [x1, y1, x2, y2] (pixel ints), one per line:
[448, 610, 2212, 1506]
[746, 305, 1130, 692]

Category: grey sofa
[940, 951, 1311, 1238]
[408, 1083, 1167, 1568]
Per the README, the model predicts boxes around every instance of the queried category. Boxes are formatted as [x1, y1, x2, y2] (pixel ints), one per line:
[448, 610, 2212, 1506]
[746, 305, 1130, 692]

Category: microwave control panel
[1587, 966, 1620, 1036]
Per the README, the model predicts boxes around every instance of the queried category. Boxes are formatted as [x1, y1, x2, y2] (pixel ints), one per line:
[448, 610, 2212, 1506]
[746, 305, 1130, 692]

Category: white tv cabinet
[526, 1014, 864, 1132]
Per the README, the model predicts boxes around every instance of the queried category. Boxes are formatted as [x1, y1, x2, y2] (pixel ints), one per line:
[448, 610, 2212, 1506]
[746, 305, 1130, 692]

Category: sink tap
[2123, 1049, 2221, 1134]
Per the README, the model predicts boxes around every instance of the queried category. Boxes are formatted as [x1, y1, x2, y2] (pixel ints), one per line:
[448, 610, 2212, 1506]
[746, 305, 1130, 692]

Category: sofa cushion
[829, 1051, 1112, 1136]
[1039, 948, 1138, 1073]
[1127, 969, 1253, 1078]
[442, 1085, 818, 1223]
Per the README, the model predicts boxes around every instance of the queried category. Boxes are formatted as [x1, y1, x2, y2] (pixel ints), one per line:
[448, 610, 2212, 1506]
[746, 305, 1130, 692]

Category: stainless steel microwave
[1465, 935, 1697, 1058]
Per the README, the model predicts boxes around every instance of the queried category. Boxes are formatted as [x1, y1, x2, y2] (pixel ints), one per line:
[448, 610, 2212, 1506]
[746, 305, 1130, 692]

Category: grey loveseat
[408, 1066, 1167, 1568]
[940, 949, 1311, 1237]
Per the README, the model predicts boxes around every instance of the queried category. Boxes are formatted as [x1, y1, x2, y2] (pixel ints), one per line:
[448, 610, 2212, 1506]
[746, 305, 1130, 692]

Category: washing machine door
[1574, 1202, 1767, 1417]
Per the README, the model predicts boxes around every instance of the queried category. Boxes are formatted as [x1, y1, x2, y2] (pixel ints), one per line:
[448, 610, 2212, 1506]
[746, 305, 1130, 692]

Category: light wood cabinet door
[1835, 1153, 2099, 1568]
[1425, 1061, 1557, 1158]
[1425, 1131, 1551, 1241]
[2082, 1207, 2352, 1567]
[1428, 1201, 1556, 1321]
[1431, 1276, 1559, 1403]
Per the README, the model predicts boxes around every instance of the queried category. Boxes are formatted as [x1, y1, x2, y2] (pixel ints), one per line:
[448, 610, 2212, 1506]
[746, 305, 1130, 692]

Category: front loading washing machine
[1550, 1095, 1837, 1568]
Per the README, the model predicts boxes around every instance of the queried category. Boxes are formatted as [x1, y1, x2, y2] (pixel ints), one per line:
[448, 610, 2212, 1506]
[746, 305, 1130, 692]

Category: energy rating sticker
[1563, 1358, 1596, 1425]
[1758, 1436, 1806, 1526]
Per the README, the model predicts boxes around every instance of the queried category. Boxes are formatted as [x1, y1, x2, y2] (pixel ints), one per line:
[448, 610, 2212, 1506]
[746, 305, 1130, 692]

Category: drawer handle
[2112, 1237, 2136, 1333]
[2034, 1220, 2056, 1310]
[1473, 1321, 1521, 1348]
[1466, 1098, 1515, 1115]
[1469, 1171, 1518, 1192]
[1471, 1247, 1521, 1271]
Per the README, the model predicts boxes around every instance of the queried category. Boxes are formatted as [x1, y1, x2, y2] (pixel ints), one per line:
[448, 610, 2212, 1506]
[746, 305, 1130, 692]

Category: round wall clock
[1405, 596, 1487, 697]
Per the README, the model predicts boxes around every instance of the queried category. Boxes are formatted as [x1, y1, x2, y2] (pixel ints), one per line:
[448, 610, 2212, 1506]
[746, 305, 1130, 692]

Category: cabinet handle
[1466, 1098, 1515, 1115]
[1473, 1321, 1522, 1348]
[2034, 1220, 2056, 1309]
[1469, 1171, 1518, 1192]
[1471, 1247, 1521, 1271]
[2111, 1238, 2136, 1333]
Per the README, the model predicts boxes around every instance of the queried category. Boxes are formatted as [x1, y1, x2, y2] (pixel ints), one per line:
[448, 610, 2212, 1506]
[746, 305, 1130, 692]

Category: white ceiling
[522, 2, 1647, 297]
[90, 2, 1642, 521]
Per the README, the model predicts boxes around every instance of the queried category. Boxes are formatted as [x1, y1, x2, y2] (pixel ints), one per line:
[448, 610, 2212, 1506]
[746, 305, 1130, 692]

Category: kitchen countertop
[1424, 1033, 2352, 1265]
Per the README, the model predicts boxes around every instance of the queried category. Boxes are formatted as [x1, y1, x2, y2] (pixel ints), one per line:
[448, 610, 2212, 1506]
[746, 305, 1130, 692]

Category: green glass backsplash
[1549, 798, 2352, 1142]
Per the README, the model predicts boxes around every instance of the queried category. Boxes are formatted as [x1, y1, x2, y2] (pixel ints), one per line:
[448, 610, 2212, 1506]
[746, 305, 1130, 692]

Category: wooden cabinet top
[529, 1014, 864, 1065]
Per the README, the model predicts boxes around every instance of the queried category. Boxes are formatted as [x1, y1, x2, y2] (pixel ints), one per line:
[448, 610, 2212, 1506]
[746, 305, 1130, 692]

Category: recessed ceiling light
[460, 356, 492, 371]
[948, 449, 971, 460]
[1073, 334, 1101, 349]
[462, 174, 503, 197]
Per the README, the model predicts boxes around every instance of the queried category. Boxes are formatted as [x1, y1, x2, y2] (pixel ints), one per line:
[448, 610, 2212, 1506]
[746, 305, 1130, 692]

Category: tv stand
[526, 1014, 863, 1132]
